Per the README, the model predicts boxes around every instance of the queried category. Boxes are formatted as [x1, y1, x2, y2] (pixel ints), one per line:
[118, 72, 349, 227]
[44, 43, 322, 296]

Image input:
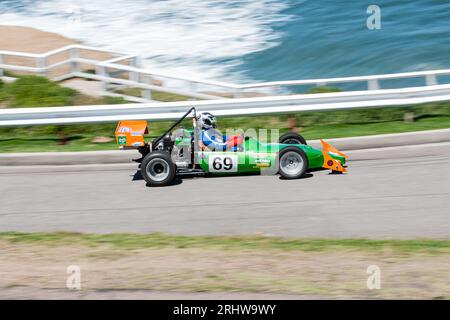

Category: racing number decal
[209, 155, 238, 172]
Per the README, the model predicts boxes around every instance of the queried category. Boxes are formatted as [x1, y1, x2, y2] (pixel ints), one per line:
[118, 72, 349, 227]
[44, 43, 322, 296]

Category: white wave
[0, 0, 291, 82]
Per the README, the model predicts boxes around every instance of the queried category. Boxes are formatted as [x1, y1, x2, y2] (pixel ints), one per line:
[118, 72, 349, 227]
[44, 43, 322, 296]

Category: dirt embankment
[0, 25, 112, 95]
[0, 26, 77, 53]
[1, 241, 449, 299]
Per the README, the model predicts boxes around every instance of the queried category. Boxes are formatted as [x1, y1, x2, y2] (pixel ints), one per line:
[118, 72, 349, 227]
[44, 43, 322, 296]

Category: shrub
[0, 78, 6, 102]
[6, 75, 77, 107]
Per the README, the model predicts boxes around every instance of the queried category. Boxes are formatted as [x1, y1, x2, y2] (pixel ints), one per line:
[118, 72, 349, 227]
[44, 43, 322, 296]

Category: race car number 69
[209, 155, 238, 172]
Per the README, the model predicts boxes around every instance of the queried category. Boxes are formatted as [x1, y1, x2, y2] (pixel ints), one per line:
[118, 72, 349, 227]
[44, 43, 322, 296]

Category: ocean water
[1, 0, 450, 87]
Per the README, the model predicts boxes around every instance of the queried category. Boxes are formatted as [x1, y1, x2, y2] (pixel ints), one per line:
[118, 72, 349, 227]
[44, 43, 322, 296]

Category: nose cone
[331, 153, 346, 165]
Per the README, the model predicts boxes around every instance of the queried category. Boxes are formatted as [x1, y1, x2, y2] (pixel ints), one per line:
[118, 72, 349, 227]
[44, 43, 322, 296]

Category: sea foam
[0, 0, 292, 82]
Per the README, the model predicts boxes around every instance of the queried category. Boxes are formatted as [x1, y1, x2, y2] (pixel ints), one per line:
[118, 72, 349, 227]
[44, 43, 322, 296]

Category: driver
[197, 112, 242, 151]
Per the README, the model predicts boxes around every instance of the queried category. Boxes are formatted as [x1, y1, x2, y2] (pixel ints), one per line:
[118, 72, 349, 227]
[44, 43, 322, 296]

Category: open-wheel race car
[115, 107, 348, 186]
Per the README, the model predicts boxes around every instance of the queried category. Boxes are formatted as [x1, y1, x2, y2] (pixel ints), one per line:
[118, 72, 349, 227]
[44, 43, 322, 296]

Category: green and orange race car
[115, 107, 347, 186]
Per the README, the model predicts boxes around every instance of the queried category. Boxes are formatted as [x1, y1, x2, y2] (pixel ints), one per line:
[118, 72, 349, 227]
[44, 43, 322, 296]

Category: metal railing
[2, 44, 450, 101]
[2, 83, 450, 126]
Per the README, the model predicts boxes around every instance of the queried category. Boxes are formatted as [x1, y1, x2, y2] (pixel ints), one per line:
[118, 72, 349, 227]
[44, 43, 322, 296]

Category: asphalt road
[1, 143, 450, 238]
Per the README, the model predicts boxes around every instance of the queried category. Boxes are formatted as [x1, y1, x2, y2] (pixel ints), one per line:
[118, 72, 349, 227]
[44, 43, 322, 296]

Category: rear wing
[115, 120, 148, 148]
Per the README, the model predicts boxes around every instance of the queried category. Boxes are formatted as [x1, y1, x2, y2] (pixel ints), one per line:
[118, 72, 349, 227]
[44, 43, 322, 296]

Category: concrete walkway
[61, 78, 105, 98]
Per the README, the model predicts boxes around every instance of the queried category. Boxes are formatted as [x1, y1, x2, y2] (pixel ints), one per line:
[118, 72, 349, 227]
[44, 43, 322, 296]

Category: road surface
[1, 143, 449, 238]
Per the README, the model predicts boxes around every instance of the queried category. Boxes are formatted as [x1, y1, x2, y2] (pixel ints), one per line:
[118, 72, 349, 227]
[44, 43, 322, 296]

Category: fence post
[129, 56, 140, 82]
[70, 47, 80, 74]
[368, 79, 380, 90]
[0, 54, 3, 77]
[425, 74, 438, 86]
[130, 70, 139, 82]
[142, 75, 152, 100]
[131, 56, 140, 68]
[37, 56, 47, 77]
[95, 65, 108, 91]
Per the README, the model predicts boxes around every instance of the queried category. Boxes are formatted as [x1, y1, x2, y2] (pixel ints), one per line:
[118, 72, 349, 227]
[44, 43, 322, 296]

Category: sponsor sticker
[255, 158, 271, 167]
[118, 135, 127, 145]
[118, 127, 131, 133]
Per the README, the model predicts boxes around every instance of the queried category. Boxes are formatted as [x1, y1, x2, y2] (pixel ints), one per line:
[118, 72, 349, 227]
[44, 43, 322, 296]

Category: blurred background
[0, 1, 449, 300]
[1, 0, 450, 86]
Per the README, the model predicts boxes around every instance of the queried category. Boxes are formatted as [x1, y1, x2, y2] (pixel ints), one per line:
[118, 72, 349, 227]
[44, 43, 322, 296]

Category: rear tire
[138, 146, 150, 158]
[279, 132, 307, 145]
[278, 147, 308, 179]
[141, 152, 176, 186]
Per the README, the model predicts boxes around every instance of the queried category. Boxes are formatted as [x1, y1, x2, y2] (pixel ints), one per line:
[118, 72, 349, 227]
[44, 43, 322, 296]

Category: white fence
[2, 44, 450, 101]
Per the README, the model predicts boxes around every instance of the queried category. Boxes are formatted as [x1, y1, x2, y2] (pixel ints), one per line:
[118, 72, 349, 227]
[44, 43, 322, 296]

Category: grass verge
[0, 232, 448, 253]
[1, 114, 450, 153]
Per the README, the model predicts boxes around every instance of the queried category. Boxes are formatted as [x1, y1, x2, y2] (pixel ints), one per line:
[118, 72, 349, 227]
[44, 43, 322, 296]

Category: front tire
[279, 132, 307, 145]
[278, 147, 308, 179]
[141, 152, 176, 186]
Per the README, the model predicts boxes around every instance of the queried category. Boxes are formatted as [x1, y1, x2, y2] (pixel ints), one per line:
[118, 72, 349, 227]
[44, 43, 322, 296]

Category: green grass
[0, 78, 7, 102]
[0, 75, 128, 108]
[5, 76, 78, 107]
[2, 111, 450, 153]
[0, 232, 448, 253]
[306, 86, 343, 94]
[0, 136, 118, 152]
[300, 116, 450, 139]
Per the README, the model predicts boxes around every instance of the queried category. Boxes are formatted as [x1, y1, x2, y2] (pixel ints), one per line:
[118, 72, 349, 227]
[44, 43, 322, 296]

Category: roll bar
[151, 107, 197, 149]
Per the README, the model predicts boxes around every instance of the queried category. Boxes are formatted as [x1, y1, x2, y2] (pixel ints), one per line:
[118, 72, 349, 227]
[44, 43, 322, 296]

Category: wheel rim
[146, 158, 170, 182]
[280, 151, 304, 176]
